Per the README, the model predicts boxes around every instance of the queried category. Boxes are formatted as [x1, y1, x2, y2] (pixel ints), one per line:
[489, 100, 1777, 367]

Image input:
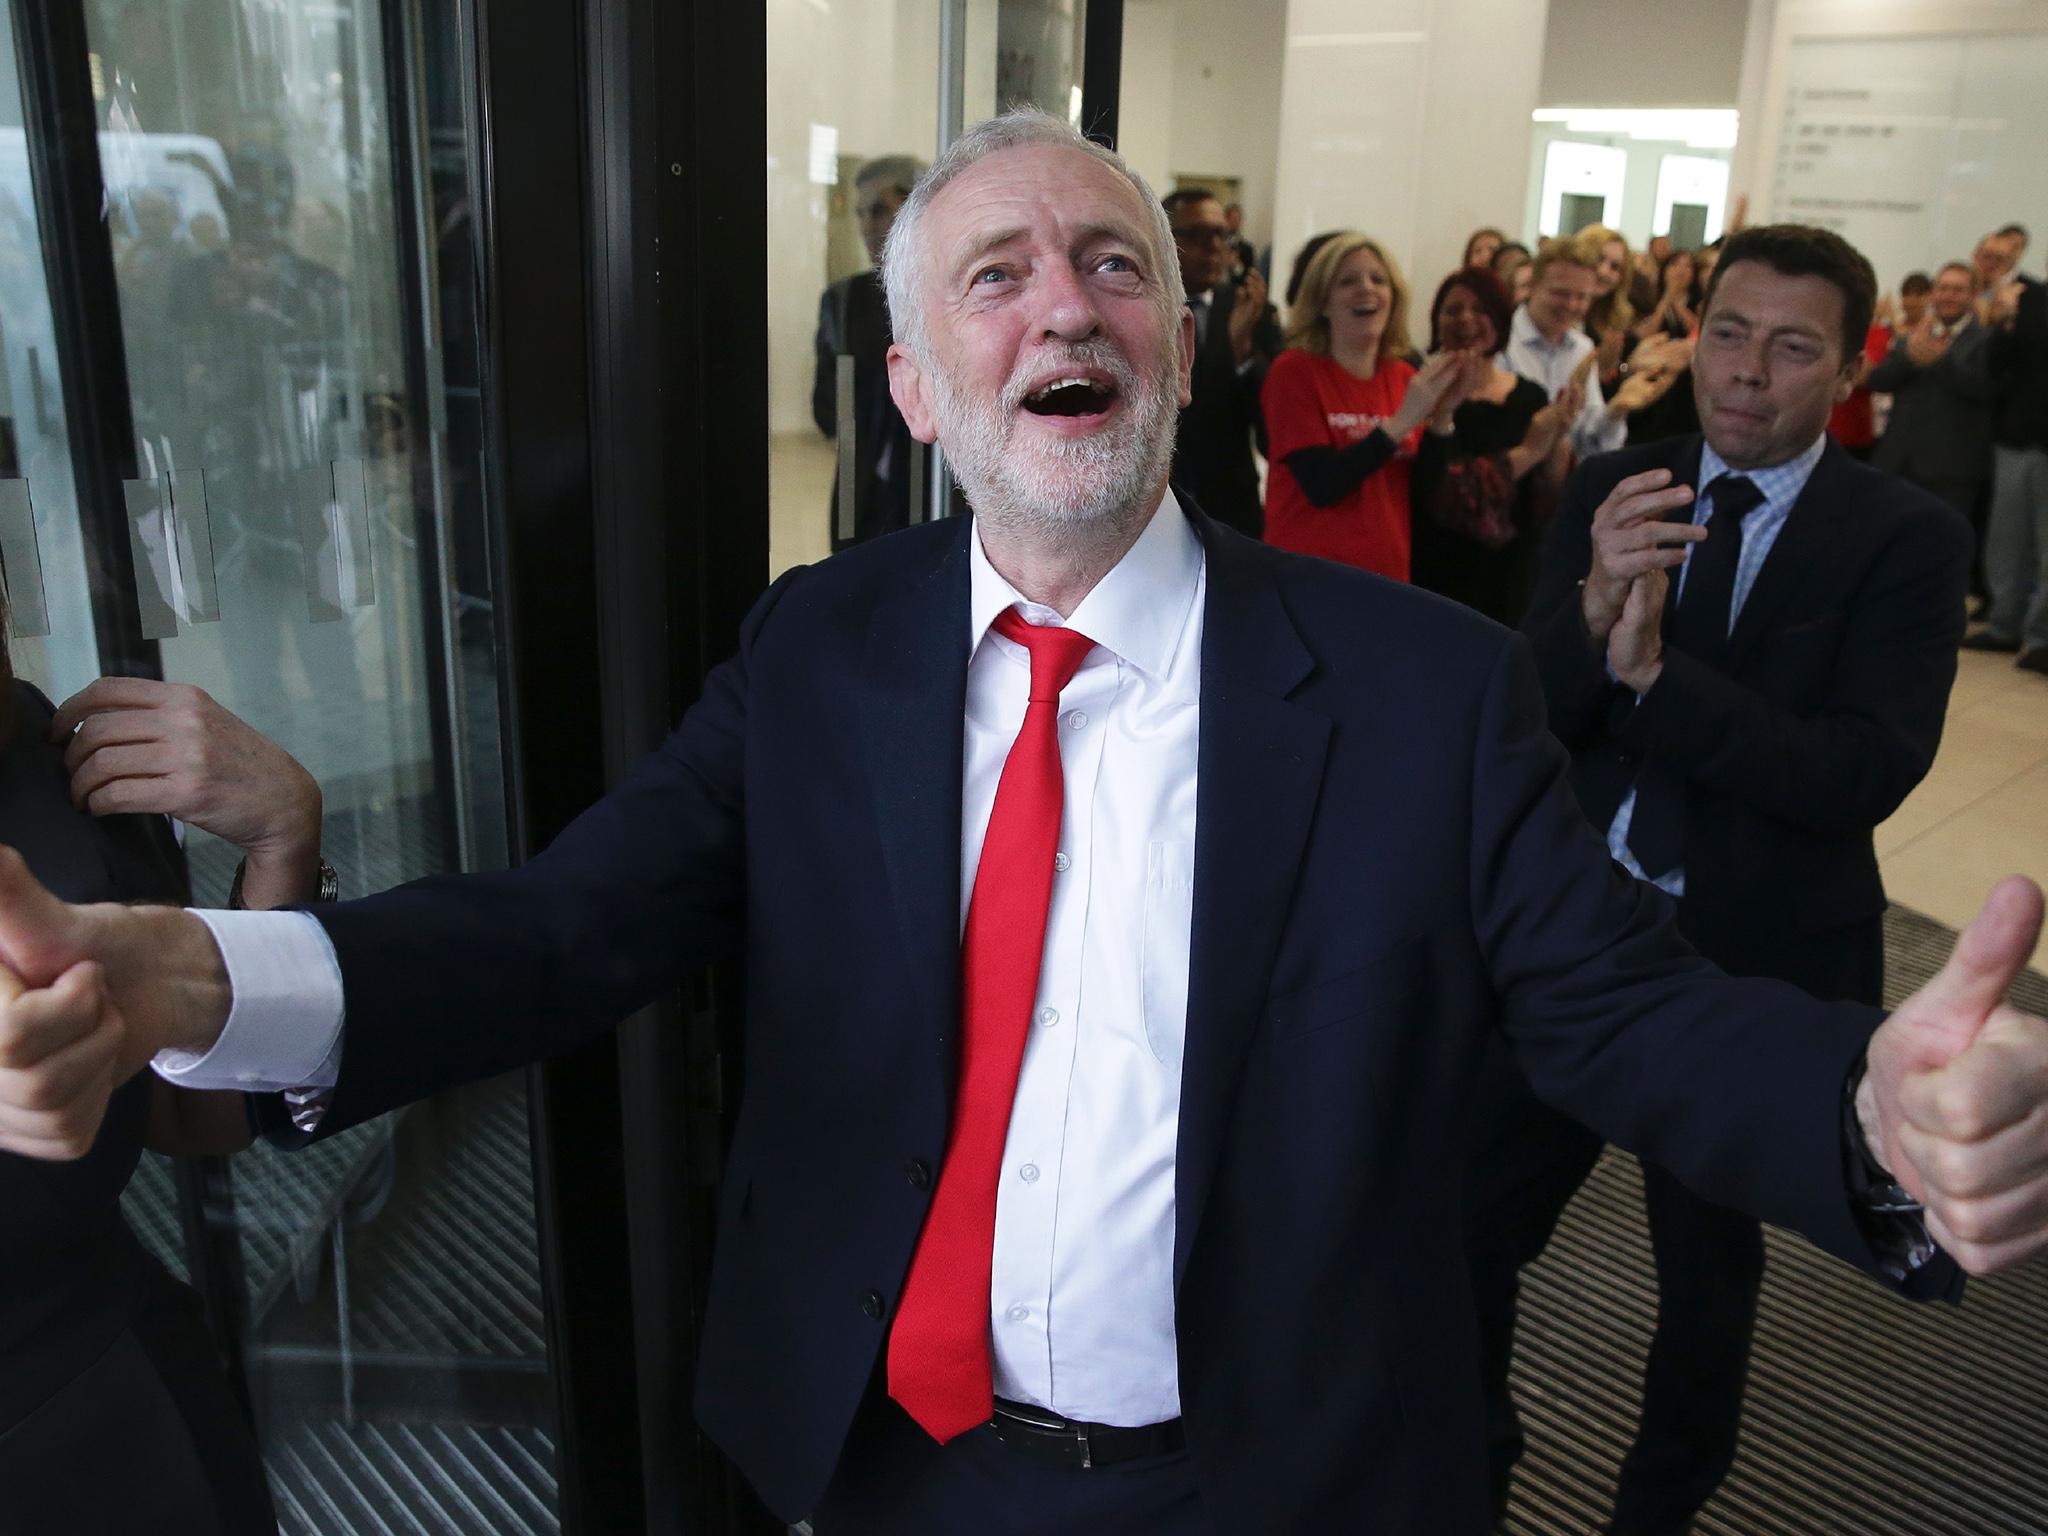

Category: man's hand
[1903, 319, 1950, 367]
[1606, 570, 1667, 693]
[1580, 469, 1703, 642]
[1227, 268, 1268, 366]
[1989, 280, 2023, 326]
[54, 679, 322, 908]
[0, 848, 233, 1159]
[1861, 876, 2048, 1275]
[0, 958, 127, 1159]
[1523, 382, 1580, 460]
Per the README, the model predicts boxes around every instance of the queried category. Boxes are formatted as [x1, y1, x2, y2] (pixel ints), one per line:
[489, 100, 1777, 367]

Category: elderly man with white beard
[1, 110, 2047, 1535]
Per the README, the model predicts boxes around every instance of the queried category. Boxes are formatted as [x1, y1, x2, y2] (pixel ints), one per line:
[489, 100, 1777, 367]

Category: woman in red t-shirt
[1262, 232, 1472, 580]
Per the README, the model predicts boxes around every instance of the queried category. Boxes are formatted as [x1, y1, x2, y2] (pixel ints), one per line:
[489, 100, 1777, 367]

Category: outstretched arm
[0, 567, 804, 1157]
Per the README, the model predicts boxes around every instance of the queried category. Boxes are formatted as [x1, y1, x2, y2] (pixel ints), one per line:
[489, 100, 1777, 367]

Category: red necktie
[887, 606, 1097, 1443]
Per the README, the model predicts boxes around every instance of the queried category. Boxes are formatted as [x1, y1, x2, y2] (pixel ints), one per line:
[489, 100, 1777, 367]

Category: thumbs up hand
[0, 847, 235, 1160]
[1860, 876, 2048, 1275]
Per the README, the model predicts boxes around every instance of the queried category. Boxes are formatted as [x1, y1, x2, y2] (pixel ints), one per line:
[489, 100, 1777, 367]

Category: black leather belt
[987, 1398, 1186, 1469]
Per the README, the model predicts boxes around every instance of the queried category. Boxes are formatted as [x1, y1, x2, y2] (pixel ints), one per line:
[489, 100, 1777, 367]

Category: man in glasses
[1162, 188, 1279, 538]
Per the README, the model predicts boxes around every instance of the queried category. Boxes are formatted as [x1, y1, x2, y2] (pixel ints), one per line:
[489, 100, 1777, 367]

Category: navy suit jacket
[273, 508, 1919, 1531]
[1523, 436, 1971, 995]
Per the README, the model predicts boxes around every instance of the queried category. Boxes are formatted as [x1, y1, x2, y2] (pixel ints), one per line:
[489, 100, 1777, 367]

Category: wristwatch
[1843, 1053, 1939, 1282]
[227, 856, 340, 909]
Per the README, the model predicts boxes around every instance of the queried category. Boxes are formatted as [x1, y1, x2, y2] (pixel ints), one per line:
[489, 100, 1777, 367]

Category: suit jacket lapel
[1725, 440, 1846, 669]
[1174, 514, 1332, 1288]
[860, 522, 972, 1073]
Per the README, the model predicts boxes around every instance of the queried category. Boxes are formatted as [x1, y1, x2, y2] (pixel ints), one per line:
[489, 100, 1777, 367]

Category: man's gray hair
[854, 154, 925, 199]
[879, 107, 1184, 361]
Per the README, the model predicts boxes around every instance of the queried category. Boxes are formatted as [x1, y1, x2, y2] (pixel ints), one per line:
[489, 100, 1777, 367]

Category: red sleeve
[1261, 350, 1331, 461]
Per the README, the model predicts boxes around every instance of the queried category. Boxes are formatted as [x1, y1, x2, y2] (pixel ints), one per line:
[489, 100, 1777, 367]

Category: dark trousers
[1464, 1037, 1764, 1533]
[811, 1384, 1204, 1535]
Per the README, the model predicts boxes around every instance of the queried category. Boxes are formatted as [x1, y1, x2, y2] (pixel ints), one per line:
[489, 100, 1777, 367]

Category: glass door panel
[2, 0, 558, 1527]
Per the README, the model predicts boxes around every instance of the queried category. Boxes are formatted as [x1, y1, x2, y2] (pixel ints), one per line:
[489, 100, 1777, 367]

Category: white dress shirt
[159, 492, 1207, 1428]
[1502, 304, 1627, 460]
[963, 490, 1203, 1426]
[1605, 433, 1827, 897]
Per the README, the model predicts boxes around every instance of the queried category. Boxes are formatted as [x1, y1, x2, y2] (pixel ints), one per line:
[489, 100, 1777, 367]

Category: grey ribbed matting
[1502, 904, 2048, 1535]
[265, 1420, 557, 1536]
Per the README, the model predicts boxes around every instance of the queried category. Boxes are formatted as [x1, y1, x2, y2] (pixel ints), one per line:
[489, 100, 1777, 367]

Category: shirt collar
[1697, 431, 1827, 516]
[1509, 305, 1565, 352]
[968, 488, 1204, 684]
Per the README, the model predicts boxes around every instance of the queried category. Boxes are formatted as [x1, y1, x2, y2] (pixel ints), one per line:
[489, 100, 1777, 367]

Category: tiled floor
[1879, 645, 2048, 970]
[773, 424, 2048, 969]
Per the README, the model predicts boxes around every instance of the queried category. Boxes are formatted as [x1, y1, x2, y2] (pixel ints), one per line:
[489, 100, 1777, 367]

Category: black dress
[1410, 375, 1553, 625]
[1626, 309, 1702, 446]
[0, 682, 276, 1535]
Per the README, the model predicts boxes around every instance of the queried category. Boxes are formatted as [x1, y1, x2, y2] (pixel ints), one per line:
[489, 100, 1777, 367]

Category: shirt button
[1065, 710, 1088, 730]
[1018, 1163, 1040, 1184]
[1037, 1007, 1059, 1027]
[905, 1159, 932, 1190]
[860, 1289, 885, 1320]
[1007, 1305, 1030, 1323]
[1053, 852, 1070, 873]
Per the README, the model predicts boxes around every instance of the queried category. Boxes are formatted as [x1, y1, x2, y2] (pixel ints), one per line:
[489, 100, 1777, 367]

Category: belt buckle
[992, 1401, 1094, 1470]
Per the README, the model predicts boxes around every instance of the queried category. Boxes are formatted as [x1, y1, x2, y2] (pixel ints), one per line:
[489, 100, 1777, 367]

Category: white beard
[927, 330, 1180, 550]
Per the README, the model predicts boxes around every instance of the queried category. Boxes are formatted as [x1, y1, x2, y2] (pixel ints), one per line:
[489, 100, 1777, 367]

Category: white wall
[1541, 0, 1747, 107]
[1269, 0, 1548, 319]
[1115, 0, 1288, 253]
[1737, 0, 2048, 289]
[1116, 0, 1177, 196]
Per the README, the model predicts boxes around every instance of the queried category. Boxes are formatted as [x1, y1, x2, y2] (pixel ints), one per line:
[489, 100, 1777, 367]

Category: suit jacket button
[861, 1289, 885, 1320]
[906, 1159, 932, 1190]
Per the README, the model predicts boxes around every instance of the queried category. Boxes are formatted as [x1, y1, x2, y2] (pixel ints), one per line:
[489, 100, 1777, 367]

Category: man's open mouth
[1022, 376, 1119, 419]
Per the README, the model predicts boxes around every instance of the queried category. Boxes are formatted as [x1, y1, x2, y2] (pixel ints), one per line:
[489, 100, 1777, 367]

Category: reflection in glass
[20, 0, 565, 1526]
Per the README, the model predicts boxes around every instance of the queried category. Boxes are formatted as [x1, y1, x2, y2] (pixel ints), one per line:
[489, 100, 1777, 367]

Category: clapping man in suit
[1476, 225, 1976, 1536]
[1162, 188, 1280, 537]
[1870, 261, 1996, 574]
[3, 117, 2048, 1536]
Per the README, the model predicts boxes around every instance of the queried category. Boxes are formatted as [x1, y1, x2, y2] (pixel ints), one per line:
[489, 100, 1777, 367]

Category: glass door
[764, 0, 1102, 579]
[2, 0, 561, 1526]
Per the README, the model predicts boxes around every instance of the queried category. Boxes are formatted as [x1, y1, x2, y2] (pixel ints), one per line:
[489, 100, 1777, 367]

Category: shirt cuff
[151, 909, 346, 1093]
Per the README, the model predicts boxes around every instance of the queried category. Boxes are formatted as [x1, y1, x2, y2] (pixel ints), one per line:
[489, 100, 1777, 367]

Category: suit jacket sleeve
[1237, 306, 1283, 456]
[1864, 337, 1917, 395]
[1617, 500, 1970, 837]
[1468, 634, 1950, 1291]
[260, 568, 802, 1141]
[1943, 325, 1999, 403]
[1521, 457, 1622, 746]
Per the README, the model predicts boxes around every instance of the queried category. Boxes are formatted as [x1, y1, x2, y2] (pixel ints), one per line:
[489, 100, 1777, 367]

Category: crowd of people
[820, 179, 2047, 678]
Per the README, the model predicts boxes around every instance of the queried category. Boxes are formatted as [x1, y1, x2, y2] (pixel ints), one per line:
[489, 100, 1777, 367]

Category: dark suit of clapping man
[1162, 188, 1280, 539]
[1474, 225, 1978, 1536]
[2, 117, 2047, 1536]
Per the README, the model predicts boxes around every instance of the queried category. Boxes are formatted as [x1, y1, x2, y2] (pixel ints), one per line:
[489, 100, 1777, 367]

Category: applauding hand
[1578, 468, 1703, 641]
